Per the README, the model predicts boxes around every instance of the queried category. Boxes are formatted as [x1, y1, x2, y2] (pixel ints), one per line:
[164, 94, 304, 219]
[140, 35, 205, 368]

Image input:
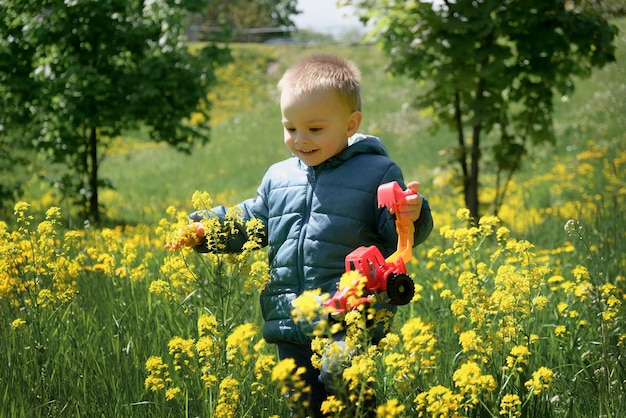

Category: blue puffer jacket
[192, 134, 433, 344]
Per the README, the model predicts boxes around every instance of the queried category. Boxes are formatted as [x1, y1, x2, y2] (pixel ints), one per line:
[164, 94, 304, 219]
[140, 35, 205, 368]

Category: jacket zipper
[297, 166, 317, 293]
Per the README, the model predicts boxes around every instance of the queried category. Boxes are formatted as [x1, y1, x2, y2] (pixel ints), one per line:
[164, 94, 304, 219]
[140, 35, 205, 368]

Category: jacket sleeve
[413, 196, 433, 246]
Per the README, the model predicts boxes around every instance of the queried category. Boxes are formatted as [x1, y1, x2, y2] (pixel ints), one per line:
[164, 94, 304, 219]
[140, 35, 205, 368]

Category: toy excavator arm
[377, 181, 416, 265]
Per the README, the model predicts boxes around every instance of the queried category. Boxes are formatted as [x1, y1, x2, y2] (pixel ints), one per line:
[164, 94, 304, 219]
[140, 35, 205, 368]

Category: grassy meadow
[2, 18, 625, 417]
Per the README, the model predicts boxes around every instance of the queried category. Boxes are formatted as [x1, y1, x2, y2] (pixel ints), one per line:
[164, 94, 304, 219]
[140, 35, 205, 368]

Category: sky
[291, 1, 445, 35]
[291, 0, 364, 35]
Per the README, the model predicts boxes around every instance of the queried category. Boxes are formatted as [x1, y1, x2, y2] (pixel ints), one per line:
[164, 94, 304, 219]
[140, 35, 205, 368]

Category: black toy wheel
[387, 273, 415, 305]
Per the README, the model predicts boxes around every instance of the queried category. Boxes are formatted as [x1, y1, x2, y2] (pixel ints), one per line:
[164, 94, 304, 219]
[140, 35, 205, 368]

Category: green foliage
[347, 0, 618, 219]
[0, 0, 229, 222]
[0, 136, 32, 211]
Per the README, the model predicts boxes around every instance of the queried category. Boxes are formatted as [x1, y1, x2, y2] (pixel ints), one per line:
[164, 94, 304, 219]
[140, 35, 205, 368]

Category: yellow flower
[196, 335, 217, 366]
[431, 279, 444, 292]
[198, 313, 220, 337]
[478, 215, 500, 237]
[506, 345, 531, 371]
[427, 247, 441, 259]
[376, 398, 405, 417]
[271, 358, 309, 408]
[45, 207, 61, 220]
[510, 345, 531, 362]
[37, 289, 55, 308]
[145, 356, 170, 392]
[271, 357, 296, 382]
[165, 386, 181, 401]
[548, 274, 565, 290]
[160, 256, 196, 294]
[14, 201, 33, 225]
[14, 201, 30, 214]
[384, 352, 412, 386]
[342, 354, 376, 403]
[380, 332, 400, 349]
[453, 361, 496, 404]
[165, 205, 177, 217]
[508, 239, 534, 254]
[458, 330, 483, 353]
[191, 191, 213, 211]
[555, 325, 567, 337]
[337, 270, 368, 299]
[574, 281, 593, 301]
[168, 336, 195, 373]
[292, 288, 328, 324]
[321, 395, 345, 415]
[226, 323, 258, 362]
[214, 377, 240, 418]
[244, 260, 270, 292]
[400, 317, 439, 371]
[149, 279, 173, 299]
[254, 354, 276, 380]
[11, 318, 26, 329]
[414, 385, 462, 417]
[524, 366, 554, 395]
[533, 295, 549, 310]
[243, 218, 266, 252]
[496, 226, 510, 241]
[500, 393, 522, 416]
[456, 208, 471, 222]
[572, 265, 590, 281]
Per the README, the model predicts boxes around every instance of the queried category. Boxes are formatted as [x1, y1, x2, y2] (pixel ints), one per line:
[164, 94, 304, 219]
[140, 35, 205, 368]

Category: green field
[2, 18, 625, 417]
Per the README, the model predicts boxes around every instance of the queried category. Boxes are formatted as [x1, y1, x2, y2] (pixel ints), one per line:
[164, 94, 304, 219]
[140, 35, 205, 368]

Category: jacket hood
[308, 134, 389, 171]
[347, 134, 389, 157]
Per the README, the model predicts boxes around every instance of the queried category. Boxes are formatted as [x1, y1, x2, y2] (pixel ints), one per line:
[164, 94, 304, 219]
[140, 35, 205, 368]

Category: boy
[191, 54, 433, 416]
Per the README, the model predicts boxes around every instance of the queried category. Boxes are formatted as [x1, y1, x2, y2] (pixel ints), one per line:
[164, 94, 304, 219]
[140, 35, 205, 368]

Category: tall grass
[2, 18, 625, 417]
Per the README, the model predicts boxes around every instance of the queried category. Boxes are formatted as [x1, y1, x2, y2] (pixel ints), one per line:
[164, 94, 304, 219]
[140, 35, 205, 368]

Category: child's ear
[346, 111, 362, 136]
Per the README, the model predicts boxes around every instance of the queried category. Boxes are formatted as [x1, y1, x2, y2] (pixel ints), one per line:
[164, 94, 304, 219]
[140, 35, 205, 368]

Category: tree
[0, 0, 229, 223]
[345, 0, 617, 219]
[201, 0, 298, 29]
[186, 0, 299, 42]
[569, 0, 626, 18]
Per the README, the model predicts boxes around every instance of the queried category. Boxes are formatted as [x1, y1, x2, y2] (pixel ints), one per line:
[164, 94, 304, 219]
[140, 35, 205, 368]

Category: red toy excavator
[323, 181, 416, 315]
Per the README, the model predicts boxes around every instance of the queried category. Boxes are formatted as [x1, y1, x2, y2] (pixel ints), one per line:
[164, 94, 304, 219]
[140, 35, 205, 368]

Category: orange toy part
[377, 181, 416, 265]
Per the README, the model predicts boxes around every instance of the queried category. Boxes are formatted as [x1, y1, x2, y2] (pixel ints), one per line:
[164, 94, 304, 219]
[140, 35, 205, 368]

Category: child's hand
[165, 222, 206, 252]
[395, 181, 423, 223]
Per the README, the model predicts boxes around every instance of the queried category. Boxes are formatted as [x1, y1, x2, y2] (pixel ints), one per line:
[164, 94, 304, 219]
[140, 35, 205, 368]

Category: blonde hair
[278, 54, 362, 112]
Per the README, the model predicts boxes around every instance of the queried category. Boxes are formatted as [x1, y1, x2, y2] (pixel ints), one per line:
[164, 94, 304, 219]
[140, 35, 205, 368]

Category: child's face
[280, 88, 361, 167]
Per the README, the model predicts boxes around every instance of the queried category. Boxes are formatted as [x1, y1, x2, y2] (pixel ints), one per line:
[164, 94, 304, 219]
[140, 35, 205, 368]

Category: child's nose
[294, 131, 309, 144]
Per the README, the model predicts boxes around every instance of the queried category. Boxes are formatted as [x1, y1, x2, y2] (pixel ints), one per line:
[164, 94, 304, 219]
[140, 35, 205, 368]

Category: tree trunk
[89, 126, 99, 223]
[466, 73, 488, 221]
[467, 123, 481, 221]
[455, 90, 481, 221]
[454, 90, 470, 203]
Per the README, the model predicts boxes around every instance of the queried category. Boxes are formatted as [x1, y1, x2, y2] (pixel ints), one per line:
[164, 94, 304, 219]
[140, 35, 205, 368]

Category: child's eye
[285, 127, 296, 132]
[309, 127, 321, 132]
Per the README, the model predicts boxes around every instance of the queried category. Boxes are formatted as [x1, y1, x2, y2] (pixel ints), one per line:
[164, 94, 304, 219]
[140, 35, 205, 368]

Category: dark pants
[277, 341, 328, 418]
